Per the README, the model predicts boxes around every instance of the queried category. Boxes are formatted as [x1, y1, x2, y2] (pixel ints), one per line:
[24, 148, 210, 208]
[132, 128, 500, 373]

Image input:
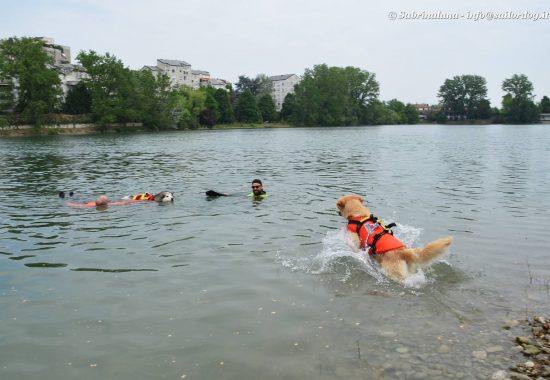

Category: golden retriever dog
[336, 194, 453, 283]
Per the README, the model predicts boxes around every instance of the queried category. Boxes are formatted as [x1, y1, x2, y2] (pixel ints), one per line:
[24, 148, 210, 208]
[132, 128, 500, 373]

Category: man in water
[249, 179, 268, 199]
[95, 195, 110, 208]
[206, 179, 268, 199]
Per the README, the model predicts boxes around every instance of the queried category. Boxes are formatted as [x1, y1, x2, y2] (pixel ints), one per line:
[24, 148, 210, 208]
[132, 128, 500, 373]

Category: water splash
[278, 224, 441, 288]
[277, 229, 385, 283]
[394, 223, 431, 289]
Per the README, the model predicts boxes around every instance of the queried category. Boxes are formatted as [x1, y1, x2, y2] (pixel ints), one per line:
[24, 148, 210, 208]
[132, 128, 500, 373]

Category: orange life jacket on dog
[132, 192, 155, 201]
[347, 216, 405, 255]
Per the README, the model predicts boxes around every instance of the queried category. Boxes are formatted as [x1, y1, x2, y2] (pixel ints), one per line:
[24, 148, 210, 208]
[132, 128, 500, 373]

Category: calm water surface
[1, 125, 549, 379]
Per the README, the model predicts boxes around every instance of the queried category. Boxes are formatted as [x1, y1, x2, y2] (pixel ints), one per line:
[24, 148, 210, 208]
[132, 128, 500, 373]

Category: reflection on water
[24, 262, 68, 268]
[1, 125, 549, 379]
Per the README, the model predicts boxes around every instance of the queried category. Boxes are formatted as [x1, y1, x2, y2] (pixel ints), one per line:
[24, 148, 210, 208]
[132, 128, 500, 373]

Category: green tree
[539, 96, 550, 113]
[132, 70, 173, 129]
[255, 74, 273, 99]
[280, 93, 297, 121]
[462, 75, 489, 119]
[491, 107, 504, 124]
[199, 109, 216, 128]
[257, 94, 277, 122]
[344, 66, 379, 108]
[63, 82, 92, 114]
[426, 107, 447, 123]
[437, 75, 489, 119]
[502, 74, 534, 101]
[213, 88, 234, 123]
[234, 89, 261, 123]
[235, 75, 257, 95]
[0, 37, 62, 125]
[437, 77, 464, 119]
[202, 87, 219, 123]
[476, 99, 492, 119]
[290, 64, 379, 126]
[403, 103, 420, 124]
[171, 87, 205, 129]
[77, 50, 134, 127]
[386, 99, 407, 124]
[0, 82, 15, 114]
[234, 74, 273, 98]
[364, 101, 401, 125]
[501, 74, 539, 123]
[289, 70, 321, 125]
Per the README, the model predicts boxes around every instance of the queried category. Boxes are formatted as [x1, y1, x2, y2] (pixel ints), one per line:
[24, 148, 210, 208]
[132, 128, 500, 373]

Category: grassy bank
[208, 122, 292, 130]
[0, 122, 294, 138]
[443, 119, 496, 125]
[0, 123, 147, 138]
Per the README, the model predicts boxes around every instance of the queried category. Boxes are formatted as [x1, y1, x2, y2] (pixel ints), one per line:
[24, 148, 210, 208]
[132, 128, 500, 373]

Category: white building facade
[154, 59, 194, 87]
[52, 63, 87, 98]
[142, 59, 230, 90]
[270, 74, 299, 111]
[41, 37, 71, 65]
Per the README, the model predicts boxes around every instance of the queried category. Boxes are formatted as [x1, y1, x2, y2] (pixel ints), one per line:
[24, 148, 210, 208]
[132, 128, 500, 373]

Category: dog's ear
[352, 195, 364, 204]
[336, 198, 345, 211]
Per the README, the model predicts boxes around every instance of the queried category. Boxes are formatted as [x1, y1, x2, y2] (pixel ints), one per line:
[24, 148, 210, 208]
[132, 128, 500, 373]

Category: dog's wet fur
[336, 194, 453, 283]
[154, 191, 174, 202]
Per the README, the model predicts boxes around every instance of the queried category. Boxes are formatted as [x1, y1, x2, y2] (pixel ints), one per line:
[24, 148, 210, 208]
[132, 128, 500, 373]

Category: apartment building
[142, 59, 230, 90]
[269, 74, 299, 111]
[153, 59, 193, 87]
[41, 37, 71, 65]
[53, 63, 87, 98]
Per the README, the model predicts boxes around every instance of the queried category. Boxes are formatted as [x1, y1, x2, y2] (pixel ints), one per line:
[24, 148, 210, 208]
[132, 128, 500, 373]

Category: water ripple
[1, 126, 550, 379]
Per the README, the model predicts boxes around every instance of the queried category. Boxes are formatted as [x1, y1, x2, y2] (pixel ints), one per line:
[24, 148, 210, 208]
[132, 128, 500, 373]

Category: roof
[157, 59, 191, 67]
[142, 65, 161, 71]
[51, 63, 84, 73]
[269, 74, 296, 81]
[208, 78, 229, 85]
[191, 70, 210, 75]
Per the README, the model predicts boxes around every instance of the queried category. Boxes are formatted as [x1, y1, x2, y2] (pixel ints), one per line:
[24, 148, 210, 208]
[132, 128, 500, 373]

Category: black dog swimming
[58, 191, 74, 198]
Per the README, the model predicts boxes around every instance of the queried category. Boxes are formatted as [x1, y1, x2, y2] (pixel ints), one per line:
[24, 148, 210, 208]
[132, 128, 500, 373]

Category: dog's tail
[400, 236, 453, 266]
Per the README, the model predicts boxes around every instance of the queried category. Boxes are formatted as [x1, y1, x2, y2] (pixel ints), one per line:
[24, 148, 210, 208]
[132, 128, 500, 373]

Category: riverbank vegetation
[431, 74, 544, 124]
[1, 37, 548, 132]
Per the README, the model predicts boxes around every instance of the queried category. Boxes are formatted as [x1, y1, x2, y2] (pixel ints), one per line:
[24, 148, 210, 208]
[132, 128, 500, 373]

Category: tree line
[433, 74, 547, 124]
[0, 37, 419, 129]
[0, 37, 275, 129]
[1, 37, 547, 129]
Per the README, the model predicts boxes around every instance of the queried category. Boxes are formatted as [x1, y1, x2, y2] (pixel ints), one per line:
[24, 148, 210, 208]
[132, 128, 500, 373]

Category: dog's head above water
[336, 194, 372, 218]
[154, 191, 174, 202]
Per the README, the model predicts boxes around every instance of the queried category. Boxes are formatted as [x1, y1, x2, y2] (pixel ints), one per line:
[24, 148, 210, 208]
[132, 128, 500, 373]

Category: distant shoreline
[2, 120, 546, 138]
[0, 122, 293, 138]
[0, 123, 144, 138]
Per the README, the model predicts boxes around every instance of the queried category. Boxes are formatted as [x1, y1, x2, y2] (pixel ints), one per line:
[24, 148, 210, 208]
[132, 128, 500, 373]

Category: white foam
[402, 268, 429, 289]
[278, 224, 437, 288]
[277, 229, 386, 283]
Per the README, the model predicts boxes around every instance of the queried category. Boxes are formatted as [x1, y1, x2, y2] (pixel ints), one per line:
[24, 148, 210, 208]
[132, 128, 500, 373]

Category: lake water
[1, 124, 549, 379]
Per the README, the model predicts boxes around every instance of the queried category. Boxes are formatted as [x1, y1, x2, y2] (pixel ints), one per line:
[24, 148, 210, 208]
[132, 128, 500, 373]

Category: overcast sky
[2, 0, 549, 106]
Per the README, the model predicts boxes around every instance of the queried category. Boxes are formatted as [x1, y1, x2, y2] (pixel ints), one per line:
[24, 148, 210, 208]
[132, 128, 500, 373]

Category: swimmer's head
[95, 195, 110, 207]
